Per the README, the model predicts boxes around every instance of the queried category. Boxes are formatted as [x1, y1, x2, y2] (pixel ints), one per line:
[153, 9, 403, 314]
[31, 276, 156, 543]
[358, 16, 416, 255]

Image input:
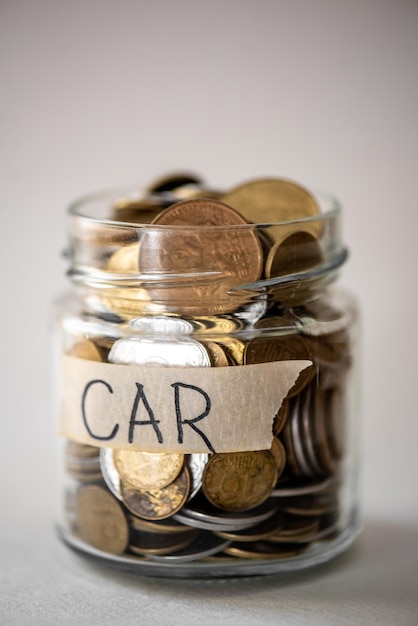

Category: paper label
[59, 355, 312, 453]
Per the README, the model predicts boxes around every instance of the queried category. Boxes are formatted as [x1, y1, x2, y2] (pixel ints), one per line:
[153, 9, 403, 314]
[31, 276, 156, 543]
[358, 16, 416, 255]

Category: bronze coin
[273, 399, 290, 435]
[138, 199, 263, 315]
[121, 466, 191, 521]
[75, 485, 129, 555]
[202, 451, 278, 512]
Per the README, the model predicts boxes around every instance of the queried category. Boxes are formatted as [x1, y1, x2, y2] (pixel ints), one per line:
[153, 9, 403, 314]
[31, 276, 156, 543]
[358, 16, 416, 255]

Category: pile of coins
[62, 173, 353, 565]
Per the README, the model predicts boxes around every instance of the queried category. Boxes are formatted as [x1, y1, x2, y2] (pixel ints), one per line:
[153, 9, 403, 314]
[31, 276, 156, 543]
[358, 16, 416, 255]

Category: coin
[244, 334, 314, 397]
[213, 512, 284, 542]
[202, 451, 278, 511]
[107, 242, 140, 273]
[271, 475, 339, 497]
[299, 383, 325, 477]
[265, 231, 323, 279]
[186, 453, 210, 500]
[269, 437, 286, 481]
[100, 447, 122, 500]
[128, 315, 196, 335]
[201, 341, 229, 367]
[147, 172, 203, 194]
[128, 514, 193, 534]
[120, 466, 191, 520]
[139, 198, 263, 315]
[221, 178, 320, 228]
[218, 337, 246, 365]
[224, 540, 307, 560]
[70, 340, 103, 362]
[108, 336, 211, 367]
[75, 485, 129, 554]
[113, 450, 184, 491]
[128, 527, 199, 556]
[176, 495, 277, 531]
[147, 532, 231, 563]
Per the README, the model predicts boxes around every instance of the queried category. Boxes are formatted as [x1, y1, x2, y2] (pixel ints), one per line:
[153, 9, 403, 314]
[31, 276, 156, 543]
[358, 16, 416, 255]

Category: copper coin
[70, 340, 103, 362]
[121, 466, 191, 521]
[202, 451, 278, 512]
[75, 485, 129, 555]
[139, 199, 263, 315]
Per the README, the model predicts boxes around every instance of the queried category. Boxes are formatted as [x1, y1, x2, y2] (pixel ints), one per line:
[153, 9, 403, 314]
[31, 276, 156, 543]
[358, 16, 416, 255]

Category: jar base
[56, 509, 361, 579]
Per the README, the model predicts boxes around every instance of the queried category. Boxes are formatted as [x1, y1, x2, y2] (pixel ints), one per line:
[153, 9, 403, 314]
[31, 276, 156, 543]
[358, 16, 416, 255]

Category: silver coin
[100, 447, 122, 500]
[128, 315, 196, 336]
[177, 497, 277, 530]
[108, 337, 211, 367]
[147, 533, 231, 563]
[300, 383, 324, 476]
[290, 393, 314, 478]
[186, 454, 209, 501]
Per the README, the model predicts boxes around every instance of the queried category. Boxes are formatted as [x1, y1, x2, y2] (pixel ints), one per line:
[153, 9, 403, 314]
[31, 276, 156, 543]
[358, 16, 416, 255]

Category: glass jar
[52, 179, 361, 578]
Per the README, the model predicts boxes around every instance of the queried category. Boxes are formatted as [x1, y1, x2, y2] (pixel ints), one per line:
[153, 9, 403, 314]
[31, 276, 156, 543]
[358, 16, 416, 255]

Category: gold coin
[139, 199, 263, 315]
[219, 337, 246, 365]
[221, 178, 320, 228]
[202, 451, 278, 512]
[121, 466, 191, 520]
[265, 231, 323, 279]
[107, 242, 140, 273]
[269, 437, 286, 480]
[244, 335, 314, 397]
[70, 340, 103, 362]
[202, 341, 229, 367]
[102, 242, 154, 318]
[113, 450, 184, 491]
[75, 485, 129, 555]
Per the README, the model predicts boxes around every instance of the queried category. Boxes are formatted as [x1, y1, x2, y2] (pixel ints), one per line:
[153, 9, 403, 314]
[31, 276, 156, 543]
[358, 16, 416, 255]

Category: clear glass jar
[52, 180, 361, 578]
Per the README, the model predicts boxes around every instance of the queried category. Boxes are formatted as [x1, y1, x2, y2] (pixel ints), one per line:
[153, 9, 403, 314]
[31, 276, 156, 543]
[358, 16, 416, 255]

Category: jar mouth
[65, 183, 347, 317]
[68, 184, 342, 230]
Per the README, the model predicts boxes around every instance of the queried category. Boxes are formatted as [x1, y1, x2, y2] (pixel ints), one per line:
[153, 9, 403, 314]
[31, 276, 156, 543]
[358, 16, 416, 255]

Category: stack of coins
[63, 173, 352, 564]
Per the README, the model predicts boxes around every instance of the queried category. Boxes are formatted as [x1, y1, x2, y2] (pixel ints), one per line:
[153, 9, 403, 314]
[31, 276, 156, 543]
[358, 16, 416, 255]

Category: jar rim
[68, 183, 342, 230]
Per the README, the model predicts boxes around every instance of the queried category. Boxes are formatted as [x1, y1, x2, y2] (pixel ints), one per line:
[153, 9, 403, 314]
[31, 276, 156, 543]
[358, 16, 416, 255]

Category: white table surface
[1, 515, 417, 626]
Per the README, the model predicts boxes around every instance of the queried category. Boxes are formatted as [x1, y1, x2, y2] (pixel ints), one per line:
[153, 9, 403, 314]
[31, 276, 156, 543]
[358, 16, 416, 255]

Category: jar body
[53, 184, 361, 577]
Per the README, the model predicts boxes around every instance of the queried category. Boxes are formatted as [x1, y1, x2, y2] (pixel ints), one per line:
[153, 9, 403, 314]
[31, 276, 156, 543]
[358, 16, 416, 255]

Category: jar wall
[53, 180, 361, 577]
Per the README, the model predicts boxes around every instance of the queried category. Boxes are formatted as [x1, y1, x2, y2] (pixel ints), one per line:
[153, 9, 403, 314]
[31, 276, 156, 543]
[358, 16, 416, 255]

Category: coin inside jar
[202, 451, 278, 511]
[138, 199, 264, 315]
[113, 450, 184, 491]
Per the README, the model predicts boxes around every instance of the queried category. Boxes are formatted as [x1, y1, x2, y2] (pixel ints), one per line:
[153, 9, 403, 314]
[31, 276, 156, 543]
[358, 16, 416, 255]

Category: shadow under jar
[52, 177, 361, 578]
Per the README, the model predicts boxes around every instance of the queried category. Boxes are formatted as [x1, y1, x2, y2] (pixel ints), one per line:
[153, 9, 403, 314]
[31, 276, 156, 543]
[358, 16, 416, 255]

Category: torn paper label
[59, 355, 312, 453]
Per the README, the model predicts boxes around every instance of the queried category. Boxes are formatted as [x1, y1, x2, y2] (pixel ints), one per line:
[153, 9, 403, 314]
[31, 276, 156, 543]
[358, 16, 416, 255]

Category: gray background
[1, 1, 417, 624]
